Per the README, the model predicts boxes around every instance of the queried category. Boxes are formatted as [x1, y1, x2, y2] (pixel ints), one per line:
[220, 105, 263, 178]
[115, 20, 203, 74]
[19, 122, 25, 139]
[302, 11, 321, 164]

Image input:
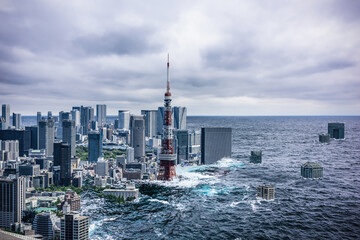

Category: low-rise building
[328, 122, 345, 139]
[250, 150, 262, 164]
[103, 183, 139, 201]
[301, 161, 323, 179]
[257, 184, 275, 200]
[319, 133, 330, 143]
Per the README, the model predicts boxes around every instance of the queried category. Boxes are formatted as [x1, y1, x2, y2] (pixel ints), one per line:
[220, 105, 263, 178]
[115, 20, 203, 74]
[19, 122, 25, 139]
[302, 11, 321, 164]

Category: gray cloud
[74, 29, 161, 56]
[0, 0, 359, 115]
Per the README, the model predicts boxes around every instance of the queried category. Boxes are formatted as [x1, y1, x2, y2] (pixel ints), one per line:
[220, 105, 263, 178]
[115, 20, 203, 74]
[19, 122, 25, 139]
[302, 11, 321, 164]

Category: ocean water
[23, 116, 360, 239]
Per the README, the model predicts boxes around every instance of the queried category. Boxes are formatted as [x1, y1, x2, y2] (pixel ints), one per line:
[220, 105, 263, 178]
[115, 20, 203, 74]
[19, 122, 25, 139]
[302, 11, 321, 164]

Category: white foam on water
[148, 199, 170, 205]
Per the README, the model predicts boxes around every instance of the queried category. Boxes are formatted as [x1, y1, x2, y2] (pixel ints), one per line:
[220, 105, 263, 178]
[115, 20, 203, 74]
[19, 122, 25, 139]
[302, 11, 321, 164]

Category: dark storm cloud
[74, 29, 161, 56]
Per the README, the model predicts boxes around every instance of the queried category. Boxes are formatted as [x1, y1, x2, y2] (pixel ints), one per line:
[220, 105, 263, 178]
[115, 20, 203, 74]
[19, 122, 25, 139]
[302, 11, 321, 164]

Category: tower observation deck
[157, 55, 177, 180]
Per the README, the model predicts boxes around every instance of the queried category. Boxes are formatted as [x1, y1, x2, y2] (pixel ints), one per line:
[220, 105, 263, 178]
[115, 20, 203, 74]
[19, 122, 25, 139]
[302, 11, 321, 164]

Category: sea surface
[23, 116, 360, 239]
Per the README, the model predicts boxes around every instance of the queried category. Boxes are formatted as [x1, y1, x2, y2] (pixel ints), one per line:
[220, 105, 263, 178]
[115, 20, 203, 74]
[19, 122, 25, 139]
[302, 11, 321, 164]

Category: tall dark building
[201, 128, 232, 165]
[0, 176, 26, 228]
[130, 115, 145, 160]
[175, 130, 189, 164]
[1, 104, 10, 129]
[80, 106, 94, 135]
[54, 142, 72, 186]
[0, 129, 31, 156]
[62, 120, 76, 157]
[88, 131, 101, 163]
[25, 126, 38, 149]
[173, 106, 187, 130]
[39, 118, 55, 157]
[37, 112, 42, 124]
[12, 113, 21, 129]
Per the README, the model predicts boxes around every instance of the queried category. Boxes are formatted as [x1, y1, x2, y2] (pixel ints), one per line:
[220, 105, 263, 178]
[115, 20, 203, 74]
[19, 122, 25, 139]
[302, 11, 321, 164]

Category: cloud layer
[0, 0, 359, 115]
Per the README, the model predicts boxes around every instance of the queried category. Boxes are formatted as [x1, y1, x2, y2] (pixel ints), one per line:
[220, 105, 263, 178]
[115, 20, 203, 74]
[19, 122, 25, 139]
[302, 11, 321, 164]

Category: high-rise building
[158, 55, 177, 181]
[0, 129, 31, 156]
[130, 115, 145, 160]
[25, 126, 38, 150]
[80, 106, 94, 135]
[48, 111, 52, 118]
[95, 158, 108, 176]
[54, 142, 72, 186]
[174, 130, 189, 164]
[37, 112, 42, 124]
[88, 131, 101, 163]
[118, 110, 130, 130]
[141, 110, 157, 138]
[60, 213, 89, 240]
[126, 147, 134, 163]
[33, 211, 59, 240]
[0, 176, 26, 228]
[0, 140, 19, 160]
[62, 120, 76, 158]
[59, 111, 72, 122]
[39, 118, 55, 157]
[96, 104, 107, 127]
[1, 104, 10, 129]
[173, 106, 187, 130]
[12, 113, 21, 129]
[201, 128, 232, 165]
[71, 109, 80, 127]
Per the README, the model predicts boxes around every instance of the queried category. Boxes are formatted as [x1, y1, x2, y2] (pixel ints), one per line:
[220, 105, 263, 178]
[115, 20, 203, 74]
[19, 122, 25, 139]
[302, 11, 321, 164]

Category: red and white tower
[157, 54, 177, 181]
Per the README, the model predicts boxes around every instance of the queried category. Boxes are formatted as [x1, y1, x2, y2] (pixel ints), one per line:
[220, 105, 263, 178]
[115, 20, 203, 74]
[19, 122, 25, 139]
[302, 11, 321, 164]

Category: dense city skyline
[1, 0, 360, 115]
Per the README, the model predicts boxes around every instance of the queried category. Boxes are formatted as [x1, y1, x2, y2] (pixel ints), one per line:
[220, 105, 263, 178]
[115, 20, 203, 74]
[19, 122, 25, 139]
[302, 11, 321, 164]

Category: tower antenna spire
[167, 53, 170, 93]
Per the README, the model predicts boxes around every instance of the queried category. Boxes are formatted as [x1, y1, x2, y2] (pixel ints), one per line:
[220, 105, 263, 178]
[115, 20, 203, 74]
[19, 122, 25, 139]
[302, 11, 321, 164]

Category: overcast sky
[0, 0, 359, 116]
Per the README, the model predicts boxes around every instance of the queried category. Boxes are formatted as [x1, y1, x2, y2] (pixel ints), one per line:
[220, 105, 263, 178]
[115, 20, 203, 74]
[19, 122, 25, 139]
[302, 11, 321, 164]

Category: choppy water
[24, 116, 360, 239]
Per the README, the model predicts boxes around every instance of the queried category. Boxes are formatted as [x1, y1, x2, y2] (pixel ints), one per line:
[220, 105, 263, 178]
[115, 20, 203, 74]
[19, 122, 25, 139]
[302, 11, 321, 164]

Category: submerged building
[319, 133, 330, 143]
[250, 150, 262, 164]
[257, 184, 275, 200]
[328, 122, 345, 139]
[201, 127, 232, 165]
[301, 161, 323, 179]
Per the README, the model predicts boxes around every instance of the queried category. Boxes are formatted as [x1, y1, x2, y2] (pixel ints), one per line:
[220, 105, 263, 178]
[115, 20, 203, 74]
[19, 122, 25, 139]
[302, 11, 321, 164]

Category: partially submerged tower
[157, 55, 177, 181]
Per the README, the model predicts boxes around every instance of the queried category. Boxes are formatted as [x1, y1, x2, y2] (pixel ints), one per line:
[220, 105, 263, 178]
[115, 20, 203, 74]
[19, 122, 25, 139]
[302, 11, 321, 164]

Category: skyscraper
[96, 104, 107, 127]
[71, 109, 80, 127]
[141, 110, 157, 138]
[37, 112, 42, 124]
[80, 106, 94, 135]
[118, 110, 130, 130]
[60, 213, 89, 240]
[88, 131, 101, 163]
[0, 176, 26, 228]
[54, 142, 72, 186]
[62, 120, 76, 158]
[158, 55, 177, 181]
[12, 113, 21, 129]
[25, 126, 38, 150]
[173, 106, 187, 130]
[201, 127, 232, 165]
[130, 115, 145, 160]
[1, 104, 10, 129]
[39, 118, 55, 157]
